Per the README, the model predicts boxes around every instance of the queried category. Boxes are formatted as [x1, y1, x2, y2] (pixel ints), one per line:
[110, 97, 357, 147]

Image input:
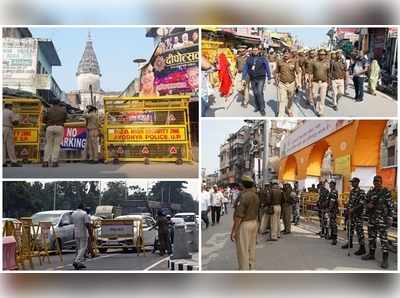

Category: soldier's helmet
[349, 177, 360, 183]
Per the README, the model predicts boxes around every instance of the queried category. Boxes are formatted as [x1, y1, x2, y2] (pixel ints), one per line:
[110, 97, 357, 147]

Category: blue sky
[202, 119, 246, 175]
[30, 27, 155, 92]
[272, 27, 330, 48]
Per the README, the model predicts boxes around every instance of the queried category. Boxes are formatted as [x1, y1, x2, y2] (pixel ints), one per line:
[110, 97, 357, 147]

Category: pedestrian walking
[269, 180, 283, 241]
[328, 181, 339, 245]
[223, 189, 230, 215]
[274, 48, 300, 117]
[201, 55, 215, 117]
[242, 46, 272, 116]
[281, 183, 294, 234]
[217, 49, 233, 98]
[368, 58, 381, 96]
[362, 176, 394, 269]
[71, 203, 91, 270]
[210, 185, 224, 225]
[311, 48, 330, 116]
[42, 99, 67, 167]
[3, 103, 22, 167]
[351, 50, 369, 102]
[201, 184, 211, 229]
[231, 176, 260, 270]
[330, 50, 346, 111]
[341, 177, 366, 256]
[83, 105, 100, 163]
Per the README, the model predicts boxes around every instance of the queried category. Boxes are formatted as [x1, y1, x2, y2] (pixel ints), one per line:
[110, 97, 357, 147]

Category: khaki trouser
[3, 127, 17, 163]
[259, 211, 271, 234]
[296, 69, 303, 89]
[74, 236, 88, 265]
[87, 128, 99, 161]
[270, 205, 281, 240]
[304, 73, 313, 103]
[312, 81, 328, 115]
[282, 204, 292, 233]
[236, 219, 258, 270]
[332, 79, 344, 106]
[44, 125, 64, 163]
[278, 81, 296, 117]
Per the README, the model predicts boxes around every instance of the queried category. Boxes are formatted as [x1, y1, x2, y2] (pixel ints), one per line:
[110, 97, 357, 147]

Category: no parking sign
[61, 127, 87, 150]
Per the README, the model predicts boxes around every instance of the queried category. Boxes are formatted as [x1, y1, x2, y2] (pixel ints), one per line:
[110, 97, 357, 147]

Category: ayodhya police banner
[139, 29, 199, 96]
[61, 127, 87, 150]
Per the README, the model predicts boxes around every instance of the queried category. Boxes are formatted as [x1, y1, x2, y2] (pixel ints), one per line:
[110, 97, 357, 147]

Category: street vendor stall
[3, 97, 44, 162]
[103, 95, 192, 162]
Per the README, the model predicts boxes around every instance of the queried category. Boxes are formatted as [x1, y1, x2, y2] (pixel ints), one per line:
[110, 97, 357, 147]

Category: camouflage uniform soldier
[327, 181, 339, 245]
[341, 177, 366, 255]
[316, 183, 330, 238]
[362, 176, 395, 269]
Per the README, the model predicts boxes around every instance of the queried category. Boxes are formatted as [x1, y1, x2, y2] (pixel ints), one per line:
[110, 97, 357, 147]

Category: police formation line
[207, 175, 394, 270]
[3, 100, 100, 168]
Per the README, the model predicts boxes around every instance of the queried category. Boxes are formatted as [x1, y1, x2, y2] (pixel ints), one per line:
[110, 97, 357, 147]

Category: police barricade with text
[103, 96, 192, 163]
[97, 219, 145, 255]
[300, 192, 319, 222]
[4, 98, 44, 163]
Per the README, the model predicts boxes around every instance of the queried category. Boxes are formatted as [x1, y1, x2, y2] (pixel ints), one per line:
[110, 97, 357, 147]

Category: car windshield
[32, 213, 61, 226]
[175, 215, 195, 222]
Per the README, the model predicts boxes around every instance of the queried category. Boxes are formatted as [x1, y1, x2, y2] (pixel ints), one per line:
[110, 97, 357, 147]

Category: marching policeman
[316, 182, 329, 238]
[311, 48, 330, 117]
[231, 175, 260, 270]
[341, 177, 366, 256]
[362, 176, 394, 269]
[83, 105, 100, 163]
[327, 181, 339, 245]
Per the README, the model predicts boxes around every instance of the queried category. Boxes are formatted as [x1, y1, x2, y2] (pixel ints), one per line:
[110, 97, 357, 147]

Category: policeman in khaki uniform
[275, 48, 300, 117]
[304, 49, 317, 105]
[231, 175, 260, 270]
[3, 103, 22, 167]
[43, 99, 67, 167]
[362, 176, 394, 269]
[83, 105, 100, 163]
[295, 49, 305, 91]
[330, 50, 346, 111]
[311, 48, 330, 117]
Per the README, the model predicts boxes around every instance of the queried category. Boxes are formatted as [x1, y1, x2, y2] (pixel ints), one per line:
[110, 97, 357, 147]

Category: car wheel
[99, 247, 107, 253]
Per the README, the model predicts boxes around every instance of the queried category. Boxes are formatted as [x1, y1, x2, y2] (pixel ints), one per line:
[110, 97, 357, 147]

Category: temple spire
[76, 32, 101, 76]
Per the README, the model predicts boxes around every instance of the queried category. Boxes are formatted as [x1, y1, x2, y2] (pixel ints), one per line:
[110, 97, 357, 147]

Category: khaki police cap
[241, 175, 254, 184]
[318, 48, 327, 54]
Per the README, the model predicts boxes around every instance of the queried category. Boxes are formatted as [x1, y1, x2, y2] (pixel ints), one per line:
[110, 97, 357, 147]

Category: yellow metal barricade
[103, 96, 192, 162]
[4, 98, 44, 162]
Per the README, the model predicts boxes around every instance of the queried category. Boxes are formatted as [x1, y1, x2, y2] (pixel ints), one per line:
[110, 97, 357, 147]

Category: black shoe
[73, 262, 78, 270]
[260, 110, 266, 116]
[381, 252, 389, 269]
[331, 239, 337, 245]
[354, 245, 366, 256]
[42, 162, 49, 167]
[316, 231, 322, 235]
[77, 263, 86, 269]
[333, 105, 338, 111]
[10, 162, 22, 167]
[362, 250, 375, 260]
[254, 108, 259, 113]
[3, 163, 7, 167]
[341, 242, 353, 249]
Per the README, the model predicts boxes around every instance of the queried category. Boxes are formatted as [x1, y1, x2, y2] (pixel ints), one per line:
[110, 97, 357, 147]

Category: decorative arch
[306, 139, 330, 177]
[282, 155, 298, 181]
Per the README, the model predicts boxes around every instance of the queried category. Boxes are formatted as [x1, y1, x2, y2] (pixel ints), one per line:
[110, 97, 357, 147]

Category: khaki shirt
[3, 108, 18, 127]
[298, 56, 306, 71]
[312, 60, 330, 82]
[45, 105, 67, 126]
[234, 189, 260, 221]
[276, 59, 299, 83]
[84, 112, 99, 130]
[304, 57, 316, 74]
[330, 60, 346, 80]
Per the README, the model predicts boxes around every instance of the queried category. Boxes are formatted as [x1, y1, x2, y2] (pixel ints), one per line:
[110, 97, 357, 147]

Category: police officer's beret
[349, 177, 360, 183]
[241, 175, 254, 183]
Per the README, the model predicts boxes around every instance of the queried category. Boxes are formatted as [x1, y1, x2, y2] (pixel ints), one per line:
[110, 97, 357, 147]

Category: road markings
[144, 256, 170, 271]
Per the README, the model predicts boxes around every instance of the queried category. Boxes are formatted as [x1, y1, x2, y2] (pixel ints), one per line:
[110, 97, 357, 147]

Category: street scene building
[201, 119, 397, 271]
[2, 27, 199, 178]
[201, 26, 397, 117]
[3, 180, 199, 271]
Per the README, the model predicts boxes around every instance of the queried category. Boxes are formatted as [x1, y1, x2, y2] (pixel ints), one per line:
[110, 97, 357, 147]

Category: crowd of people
[202, 45, 382, 117]
[202, 175, 395, 270]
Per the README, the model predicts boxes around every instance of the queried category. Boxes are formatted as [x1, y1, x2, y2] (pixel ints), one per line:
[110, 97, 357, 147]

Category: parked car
[173, 212, 197, 227]
[97, 214, 158, 253]
[170, 217, 185, 226]
[31, 210, 75, 251]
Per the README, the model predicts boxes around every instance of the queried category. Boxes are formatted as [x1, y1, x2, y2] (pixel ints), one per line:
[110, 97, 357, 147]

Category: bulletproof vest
[367, 188, 390, 216]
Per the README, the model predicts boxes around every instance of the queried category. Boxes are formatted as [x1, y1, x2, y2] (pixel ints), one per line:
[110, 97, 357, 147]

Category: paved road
[202, 205, 397, 271]
[205, 78, 397, 117]
[20, 249, 170, 271]
[3, 162, 198, 179]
